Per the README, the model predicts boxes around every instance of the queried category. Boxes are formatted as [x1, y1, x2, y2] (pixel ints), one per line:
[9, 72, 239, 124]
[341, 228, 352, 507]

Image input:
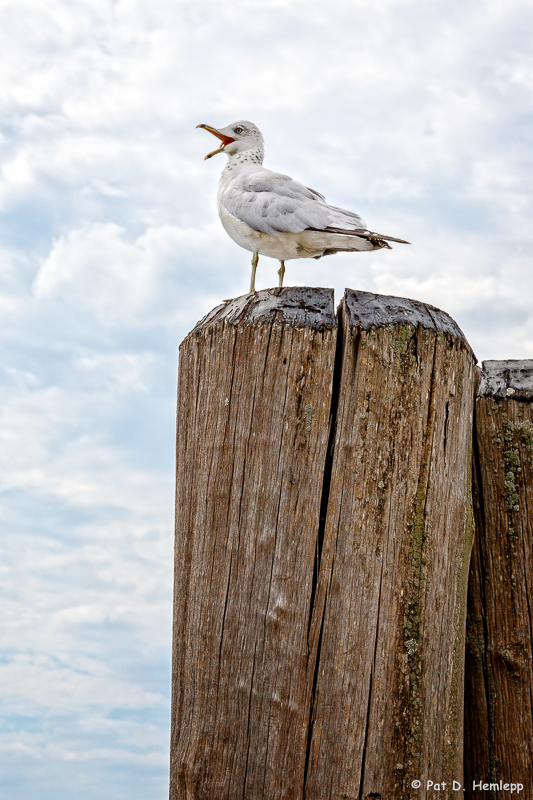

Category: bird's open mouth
[196, 124, 235, 160]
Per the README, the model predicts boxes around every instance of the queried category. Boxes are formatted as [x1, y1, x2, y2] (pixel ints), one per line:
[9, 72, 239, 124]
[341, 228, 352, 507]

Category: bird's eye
[234, 126, 244, 134]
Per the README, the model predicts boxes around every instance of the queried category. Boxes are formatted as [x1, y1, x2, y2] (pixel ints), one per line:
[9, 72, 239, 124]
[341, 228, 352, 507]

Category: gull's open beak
[196, 124, 236, 160]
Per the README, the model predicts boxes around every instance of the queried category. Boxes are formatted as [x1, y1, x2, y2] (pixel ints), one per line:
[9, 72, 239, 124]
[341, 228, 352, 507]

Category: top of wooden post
[187, 287, 475, 357]
[344, 289, 470, 341]
[190, 287, 336, 335]
[477, 360, 533, 400]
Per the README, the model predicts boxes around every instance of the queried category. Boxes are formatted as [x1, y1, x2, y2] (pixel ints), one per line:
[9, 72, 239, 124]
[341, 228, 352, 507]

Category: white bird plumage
[197, 120, 409, 293]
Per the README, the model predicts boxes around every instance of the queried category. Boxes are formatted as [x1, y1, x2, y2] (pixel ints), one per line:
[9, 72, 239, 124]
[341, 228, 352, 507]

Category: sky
[0, 0, 532, 798]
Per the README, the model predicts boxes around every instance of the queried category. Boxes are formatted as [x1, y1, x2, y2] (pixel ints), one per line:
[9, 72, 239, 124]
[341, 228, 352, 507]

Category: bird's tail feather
[308, 226, 410, 245]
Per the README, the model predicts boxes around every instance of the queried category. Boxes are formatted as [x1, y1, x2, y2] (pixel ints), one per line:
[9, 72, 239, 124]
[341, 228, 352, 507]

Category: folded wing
[220, 169, 368, 236]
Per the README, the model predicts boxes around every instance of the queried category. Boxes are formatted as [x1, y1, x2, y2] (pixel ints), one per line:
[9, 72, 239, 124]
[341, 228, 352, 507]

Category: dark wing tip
[307, 226, 411, 245]
[366, 231, 411, 245]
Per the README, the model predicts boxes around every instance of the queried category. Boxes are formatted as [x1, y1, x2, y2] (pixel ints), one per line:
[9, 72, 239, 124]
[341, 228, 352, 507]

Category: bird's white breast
[217, 199, 260, 254]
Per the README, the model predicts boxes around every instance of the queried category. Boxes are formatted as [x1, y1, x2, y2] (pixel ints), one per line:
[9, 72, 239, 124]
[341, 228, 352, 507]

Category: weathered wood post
[171, 288, 338, 800]
[465, 360, 533, 795]
[171, 287, 477, 800]
[304, 291, 477, 799]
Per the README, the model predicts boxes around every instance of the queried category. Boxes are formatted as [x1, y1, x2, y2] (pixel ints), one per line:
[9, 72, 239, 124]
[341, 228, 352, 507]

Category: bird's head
[196, 121, 264, 160]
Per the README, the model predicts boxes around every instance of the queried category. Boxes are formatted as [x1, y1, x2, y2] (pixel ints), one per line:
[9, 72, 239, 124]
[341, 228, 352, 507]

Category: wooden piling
[170, 288, 338, 800]
[464, 360, 533, 795]
[170, 288, 478, 800]
[304, 290, 477, 799]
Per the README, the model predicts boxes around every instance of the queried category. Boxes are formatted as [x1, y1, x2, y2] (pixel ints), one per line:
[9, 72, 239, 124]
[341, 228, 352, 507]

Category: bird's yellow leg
[250, 252, 259, 294]
[277, 260, 285, 288]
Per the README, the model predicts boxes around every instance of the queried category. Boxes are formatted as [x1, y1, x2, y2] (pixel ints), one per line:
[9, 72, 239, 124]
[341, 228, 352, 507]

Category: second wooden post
[305, 290, 477, 799]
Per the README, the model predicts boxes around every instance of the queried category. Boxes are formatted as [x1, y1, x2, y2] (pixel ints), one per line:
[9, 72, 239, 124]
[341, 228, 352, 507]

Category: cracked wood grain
[464, 361, 533, 796]
[170, 288, 477, 800]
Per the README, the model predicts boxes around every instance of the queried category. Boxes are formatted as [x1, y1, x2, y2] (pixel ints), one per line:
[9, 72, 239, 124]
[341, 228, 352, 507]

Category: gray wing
[220, 169, 367, 235]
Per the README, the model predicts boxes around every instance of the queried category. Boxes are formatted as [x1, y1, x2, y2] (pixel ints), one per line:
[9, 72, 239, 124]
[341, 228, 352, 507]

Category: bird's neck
[224, 147, 264, 171]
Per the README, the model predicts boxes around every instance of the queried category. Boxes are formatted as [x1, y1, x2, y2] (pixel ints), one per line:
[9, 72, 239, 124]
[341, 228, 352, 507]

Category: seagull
[197, 120, 409, 293]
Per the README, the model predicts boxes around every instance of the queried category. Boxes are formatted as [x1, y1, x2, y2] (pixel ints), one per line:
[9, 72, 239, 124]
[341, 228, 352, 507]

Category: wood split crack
[471, 404, 495, 769]
[242, 641, 258, 799]
[444, 400, 450, 453]
[358, 561, 385, 800]
[303, 301, 347, 798]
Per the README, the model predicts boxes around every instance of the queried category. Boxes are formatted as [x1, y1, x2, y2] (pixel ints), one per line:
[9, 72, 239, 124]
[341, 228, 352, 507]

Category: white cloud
[33, 221, 230, 327]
